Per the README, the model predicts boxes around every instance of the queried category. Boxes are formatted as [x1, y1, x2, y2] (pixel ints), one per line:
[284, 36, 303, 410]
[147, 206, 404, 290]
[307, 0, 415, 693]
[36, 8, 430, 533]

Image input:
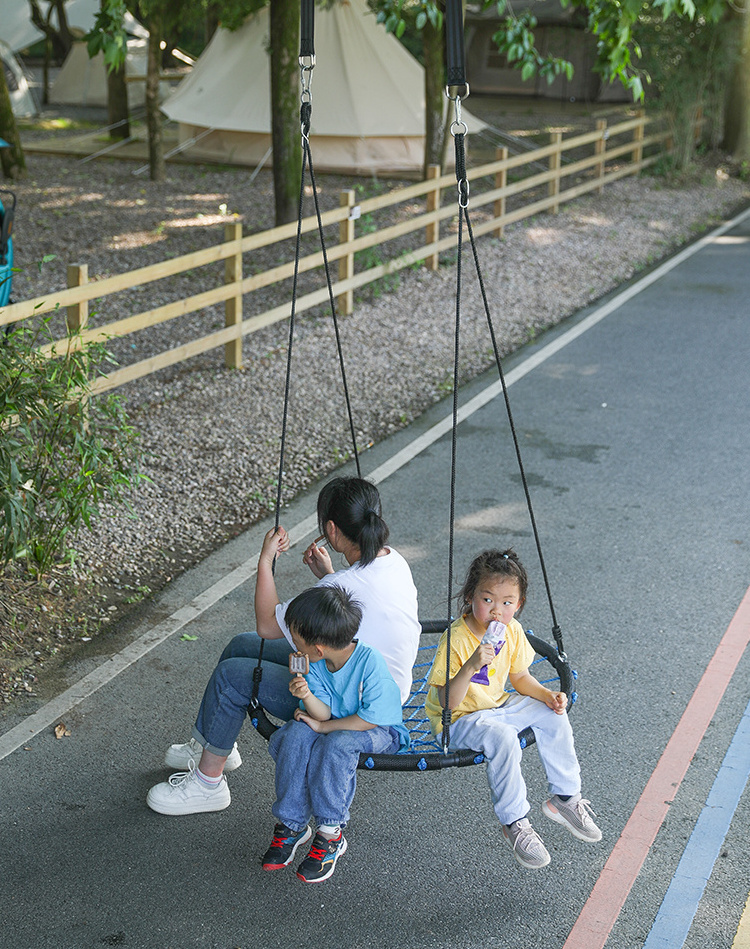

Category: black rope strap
[302, 131, 362, 480]
[445, 0, 467, 89]
[448, 123, 566, 660]
[300, 0, 315, 58]
[441, 144, 466, 753]
[462, 207, 564, 656]
[252, 3, 363, 710]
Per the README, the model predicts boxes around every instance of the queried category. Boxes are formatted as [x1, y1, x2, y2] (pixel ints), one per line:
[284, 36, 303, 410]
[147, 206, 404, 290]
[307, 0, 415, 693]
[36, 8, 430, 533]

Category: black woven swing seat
[248, 621, 576, 773]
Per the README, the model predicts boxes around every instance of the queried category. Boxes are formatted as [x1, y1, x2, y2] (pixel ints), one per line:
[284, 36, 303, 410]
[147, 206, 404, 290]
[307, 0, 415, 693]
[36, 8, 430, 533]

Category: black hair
[317, 476, 389, 567]
[458, 548, 528, 615]
[284, 584, 363, 650]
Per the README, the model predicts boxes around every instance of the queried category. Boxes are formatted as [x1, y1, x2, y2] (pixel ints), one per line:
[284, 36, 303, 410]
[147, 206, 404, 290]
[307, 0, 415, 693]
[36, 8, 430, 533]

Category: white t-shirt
[275, 547, 420, 704]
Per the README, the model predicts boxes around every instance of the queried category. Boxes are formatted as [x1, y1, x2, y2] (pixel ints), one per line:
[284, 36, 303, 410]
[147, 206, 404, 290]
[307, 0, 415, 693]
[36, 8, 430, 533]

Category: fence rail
[1, 111, 668, 396]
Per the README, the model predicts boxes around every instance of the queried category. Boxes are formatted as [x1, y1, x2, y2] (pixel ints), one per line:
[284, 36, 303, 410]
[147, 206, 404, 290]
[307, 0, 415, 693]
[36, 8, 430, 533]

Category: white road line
[2, 204, 748, 762]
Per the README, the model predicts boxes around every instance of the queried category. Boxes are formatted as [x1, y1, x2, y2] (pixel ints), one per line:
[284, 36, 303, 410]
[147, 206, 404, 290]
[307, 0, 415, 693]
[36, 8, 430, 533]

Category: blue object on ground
[0, 190, 16, 309]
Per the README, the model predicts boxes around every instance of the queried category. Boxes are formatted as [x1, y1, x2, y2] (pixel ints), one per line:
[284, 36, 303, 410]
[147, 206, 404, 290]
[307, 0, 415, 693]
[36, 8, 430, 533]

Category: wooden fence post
[224, 220, 243, 369]
[548, 131, 562, 214]
[493, 147, 508, 238]
[595, 119, 607, 195]
[66, 263, 89, 335]
[425, 164, 441, 271]
[66, 264, 89, 423]
[632, 109, 645, 167]
[338, 190, 356, 315]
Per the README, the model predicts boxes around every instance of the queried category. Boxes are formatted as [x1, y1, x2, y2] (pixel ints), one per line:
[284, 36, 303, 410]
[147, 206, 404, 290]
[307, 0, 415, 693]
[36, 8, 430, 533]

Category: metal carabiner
[449, 93, 469, 139]
[299, 54, 315, 105]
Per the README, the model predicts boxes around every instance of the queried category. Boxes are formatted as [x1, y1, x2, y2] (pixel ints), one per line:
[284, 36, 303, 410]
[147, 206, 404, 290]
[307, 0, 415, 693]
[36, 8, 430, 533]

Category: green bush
[640, 14, 739, 171]
[1, 315, 143, 574]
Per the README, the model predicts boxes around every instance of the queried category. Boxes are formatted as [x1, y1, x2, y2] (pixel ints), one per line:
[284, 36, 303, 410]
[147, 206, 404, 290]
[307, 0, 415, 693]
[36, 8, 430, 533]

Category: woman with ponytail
[147, 477, 420, 816]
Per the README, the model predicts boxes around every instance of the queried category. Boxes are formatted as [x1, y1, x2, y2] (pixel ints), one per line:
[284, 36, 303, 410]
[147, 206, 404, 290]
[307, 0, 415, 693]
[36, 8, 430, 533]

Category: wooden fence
[0, 111, 668, 396]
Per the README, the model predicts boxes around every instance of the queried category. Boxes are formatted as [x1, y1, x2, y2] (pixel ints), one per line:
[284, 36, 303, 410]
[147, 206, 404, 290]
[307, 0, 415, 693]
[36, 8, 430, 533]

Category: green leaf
[180, 634, 198, 642]
[521, 60, 537, 81]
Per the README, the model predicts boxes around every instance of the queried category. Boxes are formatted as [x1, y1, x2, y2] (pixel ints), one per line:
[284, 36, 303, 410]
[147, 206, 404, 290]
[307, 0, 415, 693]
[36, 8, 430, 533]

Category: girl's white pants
[446, 694, 581, 826]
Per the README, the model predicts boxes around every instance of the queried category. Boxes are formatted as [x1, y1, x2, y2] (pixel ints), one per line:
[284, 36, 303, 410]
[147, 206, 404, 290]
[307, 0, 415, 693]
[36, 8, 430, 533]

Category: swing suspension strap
[440, 0, 566, 751]
[251, 0, 362, 709]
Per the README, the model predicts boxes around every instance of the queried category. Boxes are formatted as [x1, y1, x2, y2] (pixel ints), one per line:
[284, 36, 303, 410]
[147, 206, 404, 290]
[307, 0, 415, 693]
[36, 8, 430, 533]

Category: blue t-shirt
[304, 640, 410, 751]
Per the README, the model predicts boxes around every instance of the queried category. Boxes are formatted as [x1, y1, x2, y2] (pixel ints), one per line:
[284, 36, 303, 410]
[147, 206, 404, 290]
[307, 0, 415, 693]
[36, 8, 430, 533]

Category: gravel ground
[2, 137, 749, 705]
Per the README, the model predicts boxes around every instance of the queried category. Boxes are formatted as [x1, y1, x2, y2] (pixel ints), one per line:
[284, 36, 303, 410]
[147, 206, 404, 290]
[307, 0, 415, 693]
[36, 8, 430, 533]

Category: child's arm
[289, 675, 373, 731]
[289, 673, 331, 721]
[254, 526, 290, 639]
[436, 641, 495, 709]
[294, 709, 376, 734]
[508, 668, 567, 714]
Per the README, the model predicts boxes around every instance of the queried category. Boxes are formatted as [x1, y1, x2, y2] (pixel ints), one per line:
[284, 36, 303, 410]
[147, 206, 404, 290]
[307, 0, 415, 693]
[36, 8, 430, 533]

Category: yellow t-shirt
[425, 614, 536, 735]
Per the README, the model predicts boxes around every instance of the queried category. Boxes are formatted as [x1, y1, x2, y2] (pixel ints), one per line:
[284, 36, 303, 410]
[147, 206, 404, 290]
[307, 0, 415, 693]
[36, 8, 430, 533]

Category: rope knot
[300, 101, 312, 138]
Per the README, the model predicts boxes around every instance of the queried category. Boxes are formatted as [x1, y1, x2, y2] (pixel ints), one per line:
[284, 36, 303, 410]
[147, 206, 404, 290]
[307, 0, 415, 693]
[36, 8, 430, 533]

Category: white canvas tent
[162, 0, 485, 176]
[50, 37, 172, 108]
[1, 39, 37, 117]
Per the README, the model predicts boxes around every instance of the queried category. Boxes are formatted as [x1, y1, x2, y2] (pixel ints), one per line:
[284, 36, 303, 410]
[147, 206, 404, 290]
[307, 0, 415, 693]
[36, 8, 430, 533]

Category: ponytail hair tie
[365, 508, 378, 517]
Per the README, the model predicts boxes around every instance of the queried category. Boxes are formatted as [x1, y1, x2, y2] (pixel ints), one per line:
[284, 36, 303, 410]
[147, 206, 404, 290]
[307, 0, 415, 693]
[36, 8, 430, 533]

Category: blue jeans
[192, 632, 297, 756]
[268, 720, 401, 831]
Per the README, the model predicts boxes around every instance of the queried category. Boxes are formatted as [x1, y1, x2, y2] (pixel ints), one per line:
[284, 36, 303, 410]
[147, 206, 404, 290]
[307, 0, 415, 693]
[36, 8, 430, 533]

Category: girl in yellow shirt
[426, 548, 601, 870]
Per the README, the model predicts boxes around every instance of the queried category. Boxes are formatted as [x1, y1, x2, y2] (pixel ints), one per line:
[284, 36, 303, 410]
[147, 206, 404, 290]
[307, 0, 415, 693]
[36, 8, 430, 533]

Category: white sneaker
[146, 764, 231, 815]
[543, 794, 602, 842]
[164, 737, 242, 773]
[501, 817, 551, 869]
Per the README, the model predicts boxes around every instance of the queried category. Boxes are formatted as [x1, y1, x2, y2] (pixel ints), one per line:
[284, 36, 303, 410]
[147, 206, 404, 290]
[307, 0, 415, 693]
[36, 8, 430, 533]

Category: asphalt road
[1, 208, 749, 949]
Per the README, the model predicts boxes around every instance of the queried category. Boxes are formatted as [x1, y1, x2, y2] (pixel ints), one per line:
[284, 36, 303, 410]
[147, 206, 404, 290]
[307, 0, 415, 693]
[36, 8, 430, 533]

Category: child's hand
[469, 641, 496, 672]
[294, 708, 325, 732]
[289, 674, 311, 700]
[302, 539, 333, 579]
[545, 690, 568, 715]
[260, 526, 289, 566]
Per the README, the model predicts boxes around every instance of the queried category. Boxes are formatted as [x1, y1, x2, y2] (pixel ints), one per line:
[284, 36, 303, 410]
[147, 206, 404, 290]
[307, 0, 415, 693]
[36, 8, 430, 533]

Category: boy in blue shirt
[262, 584, 409, 883]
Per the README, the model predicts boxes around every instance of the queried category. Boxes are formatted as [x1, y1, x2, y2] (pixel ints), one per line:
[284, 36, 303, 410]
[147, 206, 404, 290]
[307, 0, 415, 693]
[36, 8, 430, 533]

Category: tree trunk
[28, 0, 74, 61]
[146, 18, 165, 182]
[722, 2, 750, 160]
[270, 0, 302, 226]
[205, 2, 220, 45]
[423, 16, 445, 179]
[0, 66, 26, 180]
[106, 63, 130, 141]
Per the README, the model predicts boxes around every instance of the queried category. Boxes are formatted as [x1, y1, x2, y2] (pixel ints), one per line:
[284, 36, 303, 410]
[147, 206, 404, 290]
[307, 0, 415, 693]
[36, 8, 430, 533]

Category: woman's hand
[302, 539, 333, 579]
[260, 525, 289, 567]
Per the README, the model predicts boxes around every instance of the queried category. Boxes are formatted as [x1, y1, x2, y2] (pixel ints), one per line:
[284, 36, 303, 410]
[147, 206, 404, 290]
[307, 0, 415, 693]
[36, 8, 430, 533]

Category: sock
[317, 824, 341, 840]
[195, 766, 222, 788]
[557, 794, 571, 802]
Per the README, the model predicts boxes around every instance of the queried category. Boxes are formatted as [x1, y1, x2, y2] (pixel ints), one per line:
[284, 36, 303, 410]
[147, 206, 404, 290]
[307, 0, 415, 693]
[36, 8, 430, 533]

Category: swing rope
[440, 0, 566, 752]
[251, 1, 362, 711]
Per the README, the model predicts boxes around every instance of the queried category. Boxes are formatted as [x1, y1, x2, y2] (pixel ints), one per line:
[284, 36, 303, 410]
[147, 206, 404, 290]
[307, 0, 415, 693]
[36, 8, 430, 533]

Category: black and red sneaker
[261, 822, 312, 870]
[296, 831, 348, 883]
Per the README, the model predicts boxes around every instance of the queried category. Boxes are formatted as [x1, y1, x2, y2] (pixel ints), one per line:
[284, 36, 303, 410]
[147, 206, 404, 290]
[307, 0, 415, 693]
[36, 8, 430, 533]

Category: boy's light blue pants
[446, 694, 581, 826]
